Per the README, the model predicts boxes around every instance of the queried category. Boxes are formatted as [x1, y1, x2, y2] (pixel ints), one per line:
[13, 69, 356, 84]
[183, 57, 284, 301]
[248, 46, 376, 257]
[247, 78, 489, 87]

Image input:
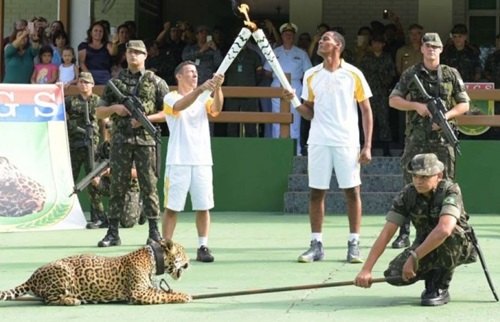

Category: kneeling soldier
[354, 153, 476, 306]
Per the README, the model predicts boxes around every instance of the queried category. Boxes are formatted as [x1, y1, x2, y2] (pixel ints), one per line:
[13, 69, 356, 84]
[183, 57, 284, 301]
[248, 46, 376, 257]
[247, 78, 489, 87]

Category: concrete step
[284, 191, 397, 214]
[288, 174, 403, 192]
[291, 156, 403, 175]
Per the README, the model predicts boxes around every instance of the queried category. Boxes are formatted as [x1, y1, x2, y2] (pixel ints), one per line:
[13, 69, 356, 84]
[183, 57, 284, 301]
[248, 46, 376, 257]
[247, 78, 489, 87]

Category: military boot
[146, 218, 162, 245]
[421, 270, 451, 306]
[97, 219, 121, 247]
[392, 223, 411, 248]
[86, 209, 108, 229]
[421, 280, 450, 306]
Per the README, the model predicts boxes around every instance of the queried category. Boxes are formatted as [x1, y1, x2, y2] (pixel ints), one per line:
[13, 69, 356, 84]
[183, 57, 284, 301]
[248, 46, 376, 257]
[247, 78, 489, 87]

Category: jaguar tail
[0, 283, 30, 300]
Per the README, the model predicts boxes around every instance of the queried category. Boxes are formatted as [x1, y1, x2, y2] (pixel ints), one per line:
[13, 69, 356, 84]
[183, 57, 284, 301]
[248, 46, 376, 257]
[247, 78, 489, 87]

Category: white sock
[348, 233, 360, 243]
[311, 233, 322, 243]
[198, 237, 208, 248]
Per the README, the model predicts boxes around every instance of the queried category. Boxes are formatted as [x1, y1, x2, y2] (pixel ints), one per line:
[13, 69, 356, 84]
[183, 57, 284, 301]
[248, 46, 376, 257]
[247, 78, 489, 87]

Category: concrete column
[418, 0, 453, 41]
[69, 0, 92, 52]
[289, 0, 322, 39]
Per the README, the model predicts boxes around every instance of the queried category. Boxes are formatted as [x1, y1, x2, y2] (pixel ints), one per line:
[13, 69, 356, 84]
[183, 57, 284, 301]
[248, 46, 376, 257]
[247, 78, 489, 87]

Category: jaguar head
[161, 239, 190, 280]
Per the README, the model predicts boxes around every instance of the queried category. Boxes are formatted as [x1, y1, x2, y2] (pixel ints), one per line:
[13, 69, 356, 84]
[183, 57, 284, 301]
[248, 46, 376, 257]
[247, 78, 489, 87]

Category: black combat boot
[86, 209, 108, 229]
[146, 218, 162, 245]
[97, 219, 121, 247]
[421, 277, 450, 306]
[421, 270, 452, 306]
[392, 222, 411, 248]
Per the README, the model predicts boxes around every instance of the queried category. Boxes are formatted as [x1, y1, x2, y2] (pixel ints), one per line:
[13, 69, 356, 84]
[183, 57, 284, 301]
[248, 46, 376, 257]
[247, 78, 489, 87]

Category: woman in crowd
[3, 27, 40, 83]
[78, 21, 117, 85]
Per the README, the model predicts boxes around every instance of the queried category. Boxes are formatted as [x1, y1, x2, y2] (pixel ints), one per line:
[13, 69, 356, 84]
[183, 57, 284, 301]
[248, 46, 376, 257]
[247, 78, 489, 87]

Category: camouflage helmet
[407, 153, 444, 176]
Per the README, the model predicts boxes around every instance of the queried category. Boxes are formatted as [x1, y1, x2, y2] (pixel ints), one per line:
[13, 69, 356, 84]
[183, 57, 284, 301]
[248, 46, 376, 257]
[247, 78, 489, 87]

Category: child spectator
[58, 46, 78, 86]
[51, 30, 69, 66]
[31, 45, 58, 84]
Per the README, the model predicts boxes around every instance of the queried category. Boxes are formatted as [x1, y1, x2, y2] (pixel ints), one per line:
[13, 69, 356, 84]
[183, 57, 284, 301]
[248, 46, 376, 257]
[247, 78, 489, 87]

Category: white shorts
[308, 145, 361, 189]
[164, 165, 214, 212]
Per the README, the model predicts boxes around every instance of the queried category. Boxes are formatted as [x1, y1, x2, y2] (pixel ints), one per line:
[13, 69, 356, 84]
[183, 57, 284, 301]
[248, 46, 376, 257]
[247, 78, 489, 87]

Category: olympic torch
[198, 4, 254, 101]
[252, 30, 302, 108]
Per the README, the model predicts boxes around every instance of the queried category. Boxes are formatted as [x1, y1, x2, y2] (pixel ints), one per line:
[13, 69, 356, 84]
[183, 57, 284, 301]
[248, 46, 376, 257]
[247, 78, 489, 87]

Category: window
[468, 0, 500, 47]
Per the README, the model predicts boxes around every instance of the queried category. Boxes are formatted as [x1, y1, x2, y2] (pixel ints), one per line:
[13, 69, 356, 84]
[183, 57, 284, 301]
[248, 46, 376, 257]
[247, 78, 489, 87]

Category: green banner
[458, 83, 495, 136]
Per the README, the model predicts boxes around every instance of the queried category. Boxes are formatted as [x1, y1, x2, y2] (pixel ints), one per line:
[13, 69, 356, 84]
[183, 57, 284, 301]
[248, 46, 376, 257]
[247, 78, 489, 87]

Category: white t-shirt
[301, 61, 372, 147]
[163, 91, 215, 165]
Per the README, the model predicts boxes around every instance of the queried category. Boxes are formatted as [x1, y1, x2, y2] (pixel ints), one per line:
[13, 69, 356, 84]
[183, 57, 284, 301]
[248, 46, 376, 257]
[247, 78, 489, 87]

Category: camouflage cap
[78, 72, 94, 84]
[407, 153, 444, 176]
[422, 33, 443, 47]
[126, 40, 147, 54]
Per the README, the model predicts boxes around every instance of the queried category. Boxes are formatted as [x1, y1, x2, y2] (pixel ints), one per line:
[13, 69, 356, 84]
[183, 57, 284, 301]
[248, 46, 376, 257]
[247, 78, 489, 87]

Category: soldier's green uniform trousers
[108, 142, 159, 223]
[384, 233, 476, 289]
[70, 146, 105, 222]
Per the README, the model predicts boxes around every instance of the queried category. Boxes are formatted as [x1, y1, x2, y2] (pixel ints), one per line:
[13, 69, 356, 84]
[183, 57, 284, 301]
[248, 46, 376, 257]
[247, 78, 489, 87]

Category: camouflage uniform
[383, 179, 476, 289]
[390, 63, 470, 184]
[441, 45, 482, 82]
[484, 49, 500, 87]
[360, 51, 396, 143]
[65, 94, 105, 221]
[91, 169, 142, 228]
[99, 69, 168, 223]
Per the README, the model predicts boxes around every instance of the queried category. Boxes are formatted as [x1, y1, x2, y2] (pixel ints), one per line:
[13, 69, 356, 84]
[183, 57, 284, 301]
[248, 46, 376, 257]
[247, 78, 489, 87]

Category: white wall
[2, 0, 57, 36]
[69, 0, 92, 51]
[418, 0, 453, 42]
[290, 0, 322, 38]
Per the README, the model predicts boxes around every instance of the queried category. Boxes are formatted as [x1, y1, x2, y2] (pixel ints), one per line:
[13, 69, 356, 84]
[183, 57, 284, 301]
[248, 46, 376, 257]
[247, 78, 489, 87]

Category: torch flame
[238, 4, 257, 31]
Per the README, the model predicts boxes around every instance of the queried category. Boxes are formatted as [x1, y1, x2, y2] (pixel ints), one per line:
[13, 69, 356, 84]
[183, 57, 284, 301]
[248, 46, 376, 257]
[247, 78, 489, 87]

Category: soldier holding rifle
[388, 33, 470, 249]
[95, 40, 168, 247]
[65, 72, 106, 229]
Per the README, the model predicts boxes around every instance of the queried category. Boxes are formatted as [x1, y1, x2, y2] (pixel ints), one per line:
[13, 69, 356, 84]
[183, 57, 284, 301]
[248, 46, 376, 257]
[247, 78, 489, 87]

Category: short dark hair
[357, 26, 372, 36]
[174, 60, 196, 77]
[330, 26, 346, 36]
[451, 23, 468, 35]
[331, 31, 345, 53]
[62, 45, 76, 64]
[51, 30, 68, 46]
[38, 45, 53, 59]
[408, 23, 424, 31]
[370, 33, 386, 44]
[317, 23, 330, 31]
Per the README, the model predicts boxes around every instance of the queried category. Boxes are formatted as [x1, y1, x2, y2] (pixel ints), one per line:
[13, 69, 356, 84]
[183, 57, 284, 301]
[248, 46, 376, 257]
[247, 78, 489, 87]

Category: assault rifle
[411, 74, 461, 155]
[69, 141, 111, 197]
[75, 101, 96, 170]
[83, 101, 95, 170]
[106, 80, 161, 145]
[68, 159, 109, 197]
[107, 80, 162, 177]
[469, 227, 499, 302]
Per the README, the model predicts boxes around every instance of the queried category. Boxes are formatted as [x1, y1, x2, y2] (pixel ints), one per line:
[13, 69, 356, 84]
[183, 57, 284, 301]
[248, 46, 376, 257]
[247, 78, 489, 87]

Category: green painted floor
[1, 213, 499, 321]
